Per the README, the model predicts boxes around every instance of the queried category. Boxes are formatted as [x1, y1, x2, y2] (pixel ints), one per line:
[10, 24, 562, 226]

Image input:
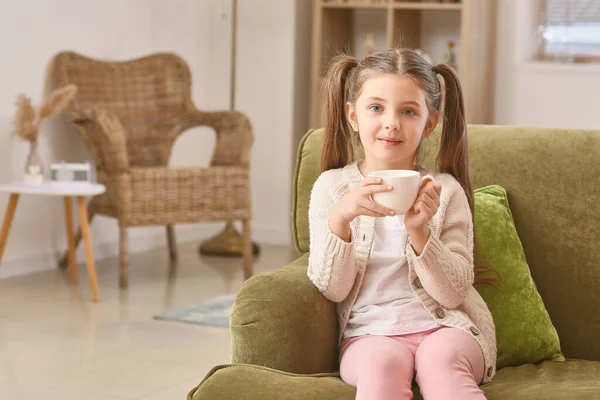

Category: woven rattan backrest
[49, 51, 194, 167]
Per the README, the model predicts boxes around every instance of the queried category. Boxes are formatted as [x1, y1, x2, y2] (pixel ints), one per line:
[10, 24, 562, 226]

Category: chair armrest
[230, 254, 339, 374]
[69, 107, 130, 173]
[178, 109, 253, 168]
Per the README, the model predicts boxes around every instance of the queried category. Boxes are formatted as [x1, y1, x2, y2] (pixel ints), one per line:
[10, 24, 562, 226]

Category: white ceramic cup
[367, 170, 435, 215]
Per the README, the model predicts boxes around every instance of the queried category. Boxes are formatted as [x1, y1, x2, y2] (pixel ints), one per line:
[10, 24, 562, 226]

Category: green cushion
[474, 185, 564, 368]
[188, 360, 600, 400]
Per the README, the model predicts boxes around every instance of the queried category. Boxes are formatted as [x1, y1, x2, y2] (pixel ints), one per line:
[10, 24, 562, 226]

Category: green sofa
[189, 125, 600, 399]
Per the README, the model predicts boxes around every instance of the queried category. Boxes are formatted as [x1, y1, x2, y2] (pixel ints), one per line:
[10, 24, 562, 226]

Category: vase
[24, 141, 44, 185]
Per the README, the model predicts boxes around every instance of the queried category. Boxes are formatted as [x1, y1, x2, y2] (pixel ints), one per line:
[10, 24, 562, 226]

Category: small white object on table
[0, 181, 106, 302]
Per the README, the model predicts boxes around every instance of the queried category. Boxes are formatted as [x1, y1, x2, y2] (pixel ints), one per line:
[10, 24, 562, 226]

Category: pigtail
[435, 64, 502, 287]
[321, 54, 359, 172]
[434, 64, 473, 214]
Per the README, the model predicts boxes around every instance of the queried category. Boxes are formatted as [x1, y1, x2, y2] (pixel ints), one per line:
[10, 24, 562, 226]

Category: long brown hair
[321, 54, 359, 173]
[321, 48, 500, 286]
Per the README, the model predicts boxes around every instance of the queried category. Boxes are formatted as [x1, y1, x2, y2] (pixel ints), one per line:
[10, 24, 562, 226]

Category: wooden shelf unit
[310, 0, 496, 128]
[322, 2, 462, 11]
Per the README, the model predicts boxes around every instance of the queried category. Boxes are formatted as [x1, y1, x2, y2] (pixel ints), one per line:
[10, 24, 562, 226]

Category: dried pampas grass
[14, 94, 37, 142]
[12, 84, 78, 142]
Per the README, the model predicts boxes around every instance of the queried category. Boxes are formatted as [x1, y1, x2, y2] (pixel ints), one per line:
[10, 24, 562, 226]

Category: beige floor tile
[0, 378, 128, 400]
[0, 242, 298, 398]
[136, 378, 203, 400]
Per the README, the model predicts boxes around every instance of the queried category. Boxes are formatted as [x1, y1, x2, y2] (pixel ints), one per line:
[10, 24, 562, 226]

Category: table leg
[0, 194, 19, 263]
[77, 196, 99, 302]
[63, 196, 78, 284]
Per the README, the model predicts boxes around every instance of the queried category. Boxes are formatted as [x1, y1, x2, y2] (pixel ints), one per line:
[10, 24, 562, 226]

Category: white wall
[236, 0, 299, 245]
[494, 0, 600, 130]
[292, 0, 314, 154]
[0, 0, 311, 278]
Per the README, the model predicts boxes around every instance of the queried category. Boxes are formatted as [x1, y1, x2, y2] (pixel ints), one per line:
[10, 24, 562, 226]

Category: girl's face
[346, 73, 438, 173]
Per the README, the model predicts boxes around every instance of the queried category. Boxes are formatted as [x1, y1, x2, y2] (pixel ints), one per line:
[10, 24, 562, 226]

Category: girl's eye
[369, 105, 383, 113]
[403, 108, 415, 116]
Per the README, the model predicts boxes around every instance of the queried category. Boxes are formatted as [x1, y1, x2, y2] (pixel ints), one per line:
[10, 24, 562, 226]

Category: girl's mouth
[378, 138, 403, 146]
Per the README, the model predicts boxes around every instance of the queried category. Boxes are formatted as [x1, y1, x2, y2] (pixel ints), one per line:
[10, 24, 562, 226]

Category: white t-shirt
[344, 214, 440, 339]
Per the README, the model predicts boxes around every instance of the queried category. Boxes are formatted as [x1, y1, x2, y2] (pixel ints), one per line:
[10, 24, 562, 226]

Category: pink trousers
[339, 327, 486, 400]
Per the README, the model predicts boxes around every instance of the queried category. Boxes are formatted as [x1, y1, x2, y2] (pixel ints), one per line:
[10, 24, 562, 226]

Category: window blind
[540, 0, 600, 59]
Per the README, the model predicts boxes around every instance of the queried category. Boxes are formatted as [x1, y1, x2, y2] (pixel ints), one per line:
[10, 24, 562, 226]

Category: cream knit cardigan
[307, 162, 497, 383]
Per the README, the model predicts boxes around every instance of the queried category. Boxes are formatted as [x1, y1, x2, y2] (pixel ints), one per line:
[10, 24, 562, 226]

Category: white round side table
[0, 181, 106, 302]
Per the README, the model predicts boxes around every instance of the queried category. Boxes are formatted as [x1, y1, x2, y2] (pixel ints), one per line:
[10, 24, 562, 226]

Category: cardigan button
[435, 308, 446, 319]
[363, 233, 366, 241]
[487, 366, 493, 377]
[414, 277, 423, 289]
[470, 326, 480, 336]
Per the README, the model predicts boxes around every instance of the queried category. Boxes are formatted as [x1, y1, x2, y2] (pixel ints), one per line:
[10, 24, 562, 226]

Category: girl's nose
[384, 117, 400, 131]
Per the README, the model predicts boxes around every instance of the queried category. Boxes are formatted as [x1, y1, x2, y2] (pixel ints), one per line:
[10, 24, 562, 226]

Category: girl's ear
[422, 111, 440, 139]
[345, 102, 357, 132]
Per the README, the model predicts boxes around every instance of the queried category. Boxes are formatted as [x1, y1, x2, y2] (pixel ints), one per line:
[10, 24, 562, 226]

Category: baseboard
[0, 230, 164, 280]
[0, 224, 291, 280]
[0, 253, 59, 279]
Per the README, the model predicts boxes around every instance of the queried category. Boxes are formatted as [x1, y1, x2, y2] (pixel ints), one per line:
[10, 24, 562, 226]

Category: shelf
[394, 2, 462, 11]
[321, 3, 389, 9]
[320, 1, 462, 11]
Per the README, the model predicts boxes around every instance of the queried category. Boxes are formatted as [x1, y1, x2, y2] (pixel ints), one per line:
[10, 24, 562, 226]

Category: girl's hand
[404, 178, 442, 232]
[330, 177, 396, 225]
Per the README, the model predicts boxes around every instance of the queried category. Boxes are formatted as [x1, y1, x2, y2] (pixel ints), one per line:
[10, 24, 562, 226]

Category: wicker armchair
[47, 51, 254, 289]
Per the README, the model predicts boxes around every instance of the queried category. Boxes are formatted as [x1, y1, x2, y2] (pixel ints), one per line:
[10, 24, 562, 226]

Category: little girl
[307, 48, 497, 400]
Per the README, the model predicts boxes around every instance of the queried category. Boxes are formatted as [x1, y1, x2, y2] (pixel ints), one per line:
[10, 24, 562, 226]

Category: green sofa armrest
[230, 253, 339, 374]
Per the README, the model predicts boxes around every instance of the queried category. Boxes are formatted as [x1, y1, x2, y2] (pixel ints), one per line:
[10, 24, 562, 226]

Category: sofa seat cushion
[188, 364, 352, 400]
[189, 360, 600, 400]
[482, 359, 600, 399]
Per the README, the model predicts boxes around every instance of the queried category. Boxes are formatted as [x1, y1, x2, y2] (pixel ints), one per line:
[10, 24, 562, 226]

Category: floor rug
[153, 293, 236, 327]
